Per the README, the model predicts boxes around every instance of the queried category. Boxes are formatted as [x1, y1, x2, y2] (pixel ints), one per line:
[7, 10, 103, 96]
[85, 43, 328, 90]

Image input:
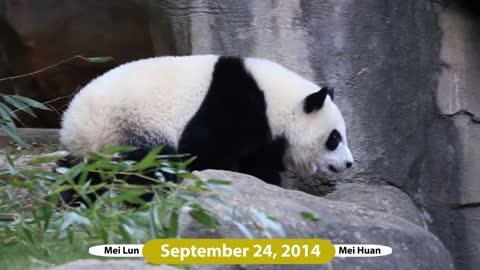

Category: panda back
[60, 55, 219, 156]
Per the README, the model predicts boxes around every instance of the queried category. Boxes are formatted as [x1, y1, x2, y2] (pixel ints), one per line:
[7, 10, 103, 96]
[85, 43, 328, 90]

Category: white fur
[61, 55, 219, 156]
[61, 55, 353, 176]
[244, 58, 353, 175]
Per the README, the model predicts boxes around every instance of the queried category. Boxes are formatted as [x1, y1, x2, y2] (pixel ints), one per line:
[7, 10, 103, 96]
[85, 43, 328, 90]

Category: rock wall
[429, 2, 480, 269]
[1, 0, 479, 269]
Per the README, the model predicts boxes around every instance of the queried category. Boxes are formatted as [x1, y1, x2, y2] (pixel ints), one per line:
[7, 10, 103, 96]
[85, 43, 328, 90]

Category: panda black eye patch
[325, 129, 342, 151]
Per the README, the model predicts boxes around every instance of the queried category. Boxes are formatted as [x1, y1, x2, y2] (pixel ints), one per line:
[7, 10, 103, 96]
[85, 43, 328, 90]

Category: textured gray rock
[175, 170, 454, 270]
[281, 170, 336, 196]
[437, 1, 480, 206]
[325, 183, 426, 227]
[428, 3, 480, 269]
[50, 259, 175, 270]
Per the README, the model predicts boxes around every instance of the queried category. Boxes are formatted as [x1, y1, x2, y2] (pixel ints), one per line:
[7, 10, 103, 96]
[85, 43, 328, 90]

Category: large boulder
[325, 183, 426, 227]
[50, 170, 453, 270]
[50, 259, 176, 270]
[174, 170, 453, 270]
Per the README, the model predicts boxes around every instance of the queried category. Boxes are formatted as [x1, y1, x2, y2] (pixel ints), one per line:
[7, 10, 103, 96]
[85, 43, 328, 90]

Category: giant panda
[60, 55, 353, 191]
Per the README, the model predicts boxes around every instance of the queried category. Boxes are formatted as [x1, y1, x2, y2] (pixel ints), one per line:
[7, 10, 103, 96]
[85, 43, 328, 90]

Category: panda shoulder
[243, 57, 318, 97]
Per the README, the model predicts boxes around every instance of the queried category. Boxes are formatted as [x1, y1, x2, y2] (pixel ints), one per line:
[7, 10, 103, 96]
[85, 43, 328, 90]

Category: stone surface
[429, 3, 480, 269]
[0, 128, 59, 147]
[325, 183, 426, 227]
[437, 2, 480, 205]
[50, 259, 176, 270]
[174, 170, 454, 270]
[281, 170, 336, 197]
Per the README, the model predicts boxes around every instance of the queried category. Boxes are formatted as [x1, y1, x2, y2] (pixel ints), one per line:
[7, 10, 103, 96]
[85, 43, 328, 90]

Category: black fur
[326, 87, 334, 100]
[59, 56, 289, 205]
[303, 87, 334, 113]
[178, 56, 286, 185]
[325, 129, 341, 151]
[121, 124, 174, 151]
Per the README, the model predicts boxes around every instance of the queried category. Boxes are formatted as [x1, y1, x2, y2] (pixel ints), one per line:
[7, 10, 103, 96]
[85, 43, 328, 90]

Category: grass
[0, 146, 231, 270]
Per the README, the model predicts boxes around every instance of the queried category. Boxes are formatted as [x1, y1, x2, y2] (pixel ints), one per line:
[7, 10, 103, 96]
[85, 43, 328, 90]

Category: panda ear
[326, 87, 334, 100]
[303, 87, 333, 113]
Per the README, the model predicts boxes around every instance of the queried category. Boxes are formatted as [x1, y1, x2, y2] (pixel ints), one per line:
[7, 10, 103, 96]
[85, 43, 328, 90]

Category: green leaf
[1, 125, 26, 146]
[0, 118, 11, 126]
[206, 179, 232, 185]
[118, 223, 133, 243]
[166, 210, 179, 238]
[148, 206, 159, 239]
[60, 212, 91, 231]
[11, 95, 50, 110]
[3, 96, 36, 117]
[250, 208, 285, 237]
[65, 163, 86, 181]
[27, 152, 68, 166]
[85, 152, 113, 161]
[131, 147, 163, 171]
[188, 206, 220, 230]
[300, 211, 319, 222]
[103, 190, 146, 204]
[21, 227, 34, 244]
[84, 57, 115, 64]
[232, 220, 254, 239]
[0, 102, 19, 125]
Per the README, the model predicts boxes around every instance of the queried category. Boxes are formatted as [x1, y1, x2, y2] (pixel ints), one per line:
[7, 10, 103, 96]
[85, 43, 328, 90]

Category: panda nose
[346, 162, 352, 169]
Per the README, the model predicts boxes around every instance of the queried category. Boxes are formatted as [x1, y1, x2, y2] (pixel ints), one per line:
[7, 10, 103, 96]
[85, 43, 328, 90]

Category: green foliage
[0, 94, 51, 145]
[0, 147, 229, 269]
[300, 211, 319, 222]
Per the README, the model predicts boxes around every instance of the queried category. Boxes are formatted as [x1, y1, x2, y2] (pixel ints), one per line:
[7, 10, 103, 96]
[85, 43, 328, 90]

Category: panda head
[285, 87, 353, 177]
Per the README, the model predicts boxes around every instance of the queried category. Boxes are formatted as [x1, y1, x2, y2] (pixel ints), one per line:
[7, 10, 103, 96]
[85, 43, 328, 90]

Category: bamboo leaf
[131, 147, 163, 171]
[206, 179, 232, 185]
[1, 125, 26, 146]
[189, 206, 220, 229]
[103, 190, 145, 204]
[11, 95, 50, 110]
[28, 152, 69, 166]
[60, 212, 91, 231]
[0, 118, 11, 126]
[166, 210, 179, 238]
[3, 96, 36, 117]
[300, 211, 319, 222]
[0, 102, 20, 123]
[232, 220, 254, 239]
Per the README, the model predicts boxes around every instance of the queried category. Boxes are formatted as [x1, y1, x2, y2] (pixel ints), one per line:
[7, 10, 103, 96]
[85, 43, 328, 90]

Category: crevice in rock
[439, 109, 480, 123]
[452, 201, 480, 209]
